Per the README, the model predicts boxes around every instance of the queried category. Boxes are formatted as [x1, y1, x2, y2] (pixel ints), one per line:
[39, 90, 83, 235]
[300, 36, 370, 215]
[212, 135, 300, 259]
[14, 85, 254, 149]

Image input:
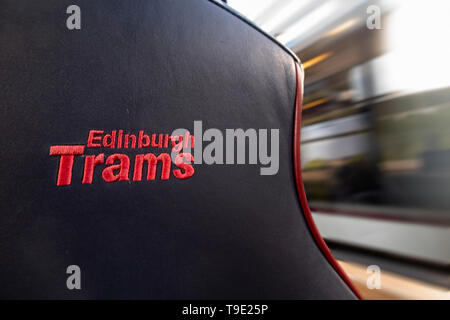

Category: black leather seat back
[0, 0, 357, 299]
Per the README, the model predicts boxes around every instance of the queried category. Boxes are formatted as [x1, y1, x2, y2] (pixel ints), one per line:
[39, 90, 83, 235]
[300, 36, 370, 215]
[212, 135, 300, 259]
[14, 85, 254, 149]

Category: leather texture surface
[0, 0, 356, 299]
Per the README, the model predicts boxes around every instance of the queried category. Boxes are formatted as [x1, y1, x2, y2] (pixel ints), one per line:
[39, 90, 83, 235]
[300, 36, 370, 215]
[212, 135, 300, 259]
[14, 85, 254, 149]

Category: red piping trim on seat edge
[292, 61, 362, 300]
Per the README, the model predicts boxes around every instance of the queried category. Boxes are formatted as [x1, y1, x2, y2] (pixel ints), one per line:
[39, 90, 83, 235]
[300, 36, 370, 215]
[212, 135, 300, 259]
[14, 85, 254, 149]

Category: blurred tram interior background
[228, 0, 450, 299]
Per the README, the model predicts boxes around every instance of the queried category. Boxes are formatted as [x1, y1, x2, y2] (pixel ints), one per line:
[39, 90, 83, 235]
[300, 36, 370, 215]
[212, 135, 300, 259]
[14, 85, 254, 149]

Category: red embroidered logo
[50, 130, 195, 186]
